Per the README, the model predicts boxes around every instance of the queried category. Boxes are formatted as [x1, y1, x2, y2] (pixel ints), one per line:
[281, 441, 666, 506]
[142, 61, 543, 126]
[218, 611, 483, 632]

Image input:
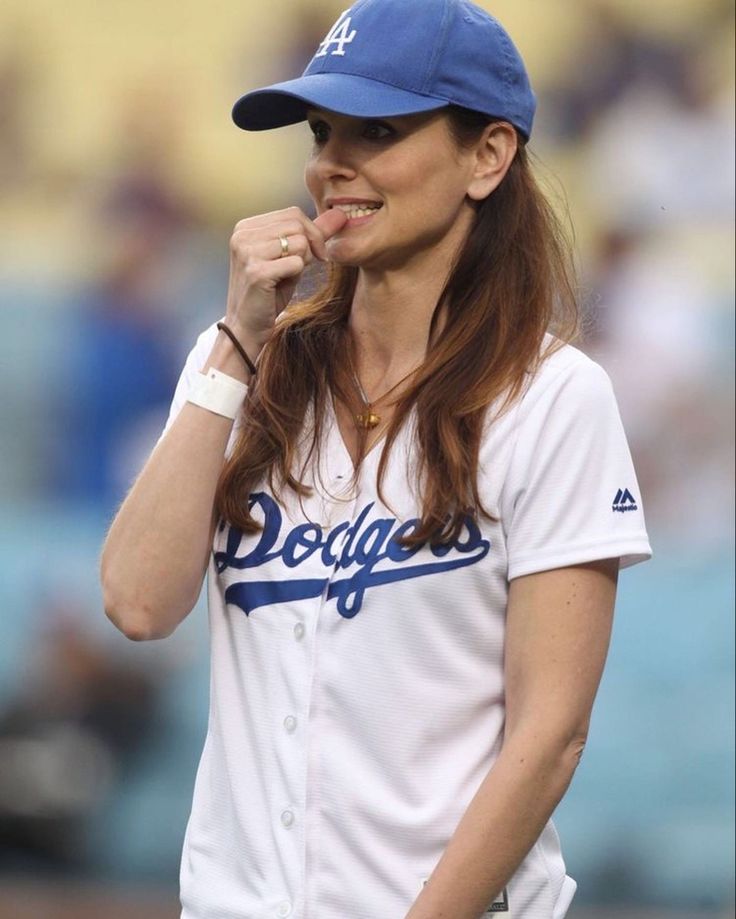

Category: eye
[361, 120, 395, 141]
[309, 120, 330, 145]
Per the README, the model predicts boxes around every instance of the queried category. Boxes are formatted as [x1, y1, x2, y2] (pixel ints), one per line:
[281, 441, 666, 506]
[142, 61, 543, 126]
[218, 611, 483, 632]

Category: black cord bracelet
[216, 322, 258, 377]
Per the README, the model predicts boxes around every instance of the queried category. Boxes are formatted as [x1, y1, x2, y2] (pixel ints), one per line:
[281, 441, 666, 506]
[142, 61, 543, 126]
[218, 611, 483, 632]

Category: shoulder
[480, 335, 619, 464]
[515, 334, 616, 422]
[533, 333, 612, 392]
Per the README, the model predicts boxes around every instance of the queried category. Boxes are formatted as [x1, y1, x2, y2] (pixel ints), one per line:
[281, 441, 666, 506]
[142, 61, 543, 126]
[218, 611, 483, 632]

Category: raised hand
[225, 206, 348, 351]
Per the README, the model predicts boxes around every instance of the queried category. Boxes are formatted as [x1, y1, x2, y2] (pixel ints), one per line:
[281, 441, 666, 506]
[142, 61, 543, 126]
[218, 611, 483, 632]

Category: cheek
[402, 169, 469, 227]
[399, 147, 468, 207]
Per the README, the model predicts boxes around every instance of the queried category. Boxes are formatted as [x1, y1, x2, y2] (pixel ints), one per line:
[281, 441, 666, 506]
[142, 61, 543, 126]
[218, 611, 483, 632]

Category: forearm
[405, 729, 584, 919]
[100, 330, 255, 640]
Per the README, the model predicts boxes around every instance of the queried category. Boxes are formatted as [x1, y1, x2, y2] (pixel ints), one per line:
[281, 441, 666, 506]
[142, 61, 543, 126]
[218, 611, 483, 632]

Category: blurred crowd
[0, 0, 733, 911]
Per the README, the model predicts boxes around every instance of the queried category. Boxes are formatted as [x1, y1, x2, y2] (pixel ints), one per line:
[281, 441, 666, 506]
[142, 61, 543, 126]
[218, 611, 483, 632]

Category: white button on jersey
[276, 901, 292, 918]
[293, 622, 305, 641]
[280, 809, 295, 828]
[283, 715, 297, 733]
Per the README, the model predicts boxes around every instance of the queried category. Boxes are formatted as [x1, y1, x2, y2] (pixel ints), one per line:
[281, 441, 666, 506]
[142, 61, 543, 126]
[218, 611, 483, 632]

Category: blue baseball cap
[232, 0, 536, 140]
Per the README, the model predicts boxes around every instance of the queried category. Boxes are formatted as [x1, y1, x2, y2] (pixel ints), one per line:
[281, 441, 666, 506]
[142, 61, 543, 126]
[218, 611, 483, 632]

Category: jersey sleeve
[499, 352, 652, 580]
[155, 319, 243, 457]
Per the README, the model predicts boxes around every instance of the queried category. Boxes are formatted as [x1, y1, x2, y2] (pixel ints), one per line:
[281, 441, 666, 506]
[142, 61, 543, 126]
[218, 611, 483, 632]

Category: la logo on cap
[316, 10, 357, 57]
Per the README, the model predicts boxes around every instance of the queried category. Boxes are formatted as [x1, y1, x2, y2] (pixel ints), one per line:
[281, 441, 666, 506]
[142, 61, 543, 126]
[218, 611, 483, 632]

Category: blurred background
[0, 0, 733, 917]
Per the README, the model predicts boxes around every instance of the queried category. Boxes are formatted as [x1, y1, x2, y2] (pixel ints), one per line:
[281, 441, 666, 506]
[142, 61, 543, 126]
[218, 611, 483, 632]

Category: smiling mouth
[329, 203, 383, 219]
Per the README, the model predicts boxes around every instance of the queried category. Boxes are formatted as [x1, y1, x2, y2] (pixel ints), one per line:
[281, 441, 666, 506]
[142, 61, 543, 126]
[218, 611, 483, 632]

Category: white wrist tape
[186, 368, 248, 420]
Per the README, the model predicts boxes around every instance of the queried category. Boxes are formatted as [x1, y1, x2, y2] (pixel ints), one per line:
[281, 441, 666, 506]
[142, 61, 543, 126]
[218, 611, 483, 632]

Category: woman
[101, 1, 652, 917]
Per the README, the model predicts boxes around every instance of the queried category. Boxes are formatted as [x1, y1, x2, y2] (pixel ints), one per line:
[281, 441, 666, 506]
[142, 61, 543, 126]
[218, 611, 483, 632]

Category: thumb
[314, 208, 349, 241]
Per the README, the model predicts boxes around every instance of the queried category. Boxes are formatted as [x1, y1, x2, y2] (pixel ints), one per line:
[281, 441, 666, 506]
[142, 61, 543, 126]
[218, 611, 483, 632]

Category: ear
[466, 123, 519, 202]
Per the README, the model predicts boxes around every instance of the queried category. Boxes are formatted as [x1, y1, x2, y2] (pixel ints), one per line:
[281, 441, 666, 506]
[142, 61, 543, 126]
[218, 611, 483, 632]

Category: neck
[345, 204, 475, 383]
[347, 260, 451, 386]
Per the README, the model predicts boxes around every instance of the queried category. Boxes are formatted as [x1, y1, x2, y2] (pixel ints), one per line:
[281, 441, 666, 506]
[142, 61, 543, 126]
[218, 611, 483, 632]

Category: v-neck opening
[328, 391, 391, 474]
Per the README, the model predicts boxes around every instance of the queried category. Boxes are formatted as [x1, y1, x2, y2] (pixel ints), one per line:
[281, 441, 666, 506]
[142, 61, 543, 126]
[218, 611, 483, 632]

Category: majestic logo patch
[485, 887, 509, 912]
[315, 10, 357, 57]
[612, 488, 639, 513]
[215, 492, 491, 618]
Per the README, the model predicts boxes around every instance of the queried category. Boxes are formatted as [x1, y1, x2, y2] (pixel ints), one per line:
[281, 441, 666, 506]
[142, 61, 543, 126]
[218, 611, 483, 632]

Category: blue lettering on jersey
[214, 492, 491, 618]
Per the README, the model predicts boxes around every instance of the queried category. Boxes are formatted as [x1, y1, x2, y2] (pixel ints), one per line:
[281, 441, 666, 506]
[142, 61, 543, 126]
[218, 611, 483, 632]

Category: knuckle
[281, 256, 301, 275]
[233, 217, 256, 235]
[243, 262, 263, 285]
[233, 242, 253, 264]
[230, 230, 248, 254]
[291, 234, 309, 255]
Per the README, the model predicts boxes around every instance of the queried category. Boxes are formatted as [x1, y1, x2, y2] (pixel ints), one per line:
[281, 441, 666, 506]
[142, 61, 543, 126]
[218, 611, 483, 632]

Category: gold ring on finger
[278, 235, 290, 258]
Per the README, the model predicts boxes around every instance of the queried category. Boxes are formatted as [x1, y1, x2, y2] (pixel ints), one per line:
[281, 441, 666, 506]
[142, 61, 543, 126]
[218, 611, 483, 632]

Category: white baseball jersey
[160, 320, 652, 919]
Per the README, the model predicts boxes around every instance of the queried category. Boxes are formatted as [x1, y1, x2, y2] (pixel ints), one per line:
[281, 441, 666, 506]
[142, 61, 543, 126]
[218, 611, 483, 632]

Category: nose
[311, 134, 359, 183]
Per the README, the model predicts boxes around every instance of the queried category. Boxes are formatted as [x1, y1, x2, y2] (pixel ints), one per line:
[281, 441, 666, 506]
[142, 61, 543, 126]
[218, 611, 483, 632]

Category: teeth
[334, 203, 381, 219]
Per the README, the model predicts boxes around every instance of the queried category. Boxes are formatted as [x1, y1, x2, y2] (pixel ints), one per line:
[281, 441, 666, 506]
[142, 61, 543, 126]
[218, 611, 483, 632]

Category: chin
[326, 241, 369, 268]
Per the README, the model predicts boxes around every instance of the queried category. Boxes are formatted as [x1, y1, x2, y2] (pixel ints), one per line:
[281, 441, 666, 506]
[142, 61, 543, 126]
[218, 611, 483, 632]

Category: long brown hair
[215, 106, 580, 544]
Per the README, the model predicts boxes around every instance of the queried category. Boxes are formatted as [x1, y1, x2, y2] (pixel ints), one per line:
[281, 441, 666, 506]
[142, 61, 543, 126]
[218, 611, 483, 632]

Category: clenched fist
[225, 206, 348, 351]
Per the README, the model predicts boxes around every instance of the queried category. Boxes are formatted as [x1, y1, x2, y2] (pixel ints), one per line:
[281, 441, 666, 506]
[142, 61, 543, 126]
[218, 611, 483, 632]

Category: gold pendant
[356, 411, 381, 430]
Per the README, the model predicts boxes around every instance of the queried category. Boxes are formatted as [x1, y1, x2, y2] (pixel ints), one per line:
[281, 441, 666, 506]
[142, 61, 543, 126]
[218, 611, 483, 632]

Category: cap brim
[232, 73, 448, 131]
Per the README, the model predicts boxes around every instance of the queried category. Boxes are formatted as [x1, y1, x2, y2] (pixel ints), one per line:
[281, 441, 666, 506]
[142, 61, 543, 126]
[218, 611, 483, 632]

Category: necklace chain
[345, 342, 421, 430]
